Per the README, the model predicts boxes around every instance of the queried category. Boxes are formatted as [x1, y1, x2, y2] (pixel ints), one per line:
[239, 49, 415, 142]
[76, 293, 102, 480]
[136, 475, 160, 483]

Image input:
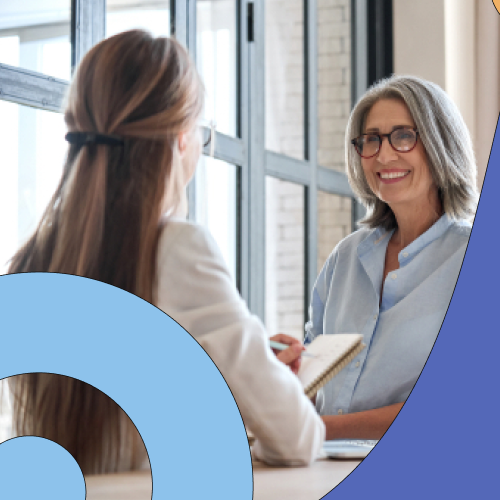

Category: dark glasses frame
[351, 127, 419, 159]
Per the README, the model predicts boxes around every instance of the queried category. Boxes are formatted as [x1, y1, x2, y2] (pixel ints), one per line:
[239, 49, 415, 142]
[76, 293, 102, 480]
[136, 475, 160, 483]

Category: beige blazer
[154, 218, 325, 466]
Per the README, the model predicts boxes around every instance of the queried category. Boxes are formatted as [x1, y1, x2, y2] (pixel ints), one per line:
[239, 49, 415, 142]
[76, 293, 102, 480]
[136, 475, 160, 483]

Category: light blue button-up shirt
[305, 215, 471, 416]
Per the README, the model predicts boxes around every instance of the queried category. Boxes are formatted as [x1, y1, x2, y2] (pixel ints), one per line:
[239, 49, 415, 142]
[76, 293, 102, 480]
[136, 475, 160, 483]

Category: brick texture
[265, 0, 353, 341]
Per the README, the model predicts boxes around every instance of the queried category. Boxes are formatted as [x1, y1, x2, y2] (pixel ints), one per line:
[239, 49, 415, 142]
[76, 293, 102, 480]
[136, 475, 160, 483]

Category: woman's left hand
[270, 333, 305, 375]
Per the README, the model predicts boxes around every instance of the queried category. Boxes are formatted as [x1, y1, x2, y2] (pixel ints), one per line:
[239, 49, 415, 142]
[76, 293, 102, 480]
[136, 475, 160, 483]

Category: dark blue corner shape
[324, 116, 500, 499]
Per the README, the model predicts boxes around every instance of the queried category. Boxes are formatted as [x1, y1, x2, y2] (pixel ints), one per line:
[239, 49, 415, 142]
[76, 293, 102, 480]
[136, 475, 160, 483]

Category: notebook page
[298, 334, 363, 391]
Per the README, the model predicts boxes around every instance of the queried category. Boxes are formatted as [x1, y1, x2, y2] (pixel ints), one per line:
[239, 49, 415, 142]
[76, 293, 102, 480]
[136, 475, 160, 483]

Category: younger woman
[8, 30, 324, 471]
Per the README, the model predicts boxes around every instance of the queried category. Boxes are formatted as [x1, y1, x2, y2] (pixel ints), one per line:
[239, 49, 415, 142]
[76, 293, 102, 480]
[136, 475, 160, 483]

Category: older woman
[306, 75, 478, 440]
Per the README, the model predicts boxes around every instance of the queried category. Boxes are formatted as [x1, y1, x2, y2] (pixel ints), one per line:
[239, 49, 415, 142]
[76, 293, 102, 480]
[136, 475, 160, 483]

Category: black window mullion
[367, 0, 393, 86]
[234, 0, 244, 296]
[305, 0, 318, 328]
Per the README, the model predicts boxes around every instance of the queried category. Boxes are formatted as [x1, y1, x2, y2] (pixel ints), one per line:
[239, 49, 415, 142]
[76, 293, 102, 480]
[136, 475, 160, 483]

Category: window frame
[0, 0, 394, 329]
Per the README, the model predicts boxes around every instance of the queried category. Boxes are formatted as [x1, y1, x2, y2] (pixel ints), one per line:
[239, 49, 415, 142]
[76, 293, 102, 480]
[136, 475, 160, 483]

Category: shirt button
[338, 409, 343, 415]
[403, 252, 408, 258]
[391, 273, 397, 280]
[355, 361, 360, 368]
[373, 314, 377, 320]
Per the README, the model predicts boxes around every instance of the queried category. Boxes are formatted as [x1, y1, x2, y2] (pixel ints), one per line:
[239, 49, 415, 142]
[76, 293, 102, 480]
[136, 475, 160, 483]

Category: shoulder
[337, 226, 377, 251]
[155, 217, 241, 320]
[323, 226, 377, 267]
[157, 217, 223, 264]
[315, 226, 376, 288]
[439, 217, 472, 250]
[447, 218, 472, 238]
[158, 216, 215, 247]
[155, 217, 231, 299]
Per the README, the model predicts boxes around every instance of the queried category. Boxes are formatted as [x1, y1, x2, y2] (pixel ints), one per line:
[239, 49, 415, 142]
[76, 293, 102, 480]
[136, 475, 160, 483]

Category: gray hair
[346, 75, 478, 230]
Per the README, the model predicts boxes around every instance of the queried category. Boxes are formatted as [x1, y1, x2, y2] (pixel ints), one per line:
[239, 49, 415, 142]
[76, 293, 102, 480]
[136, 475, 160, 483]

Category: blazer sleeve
[155, 221, 325, 466]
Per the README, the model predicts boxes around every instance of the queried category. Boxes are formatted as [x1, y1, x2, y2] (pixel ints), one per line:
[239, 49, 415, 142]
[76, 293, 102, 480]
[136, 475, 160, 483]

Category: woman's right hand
[270, 333, 305, 375]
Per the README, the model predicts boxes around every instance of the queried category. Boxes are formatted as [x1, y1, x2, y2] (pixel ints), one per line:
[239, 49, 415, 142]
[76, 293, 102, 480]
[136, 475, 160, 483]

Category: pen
[269, 340, 317, 358]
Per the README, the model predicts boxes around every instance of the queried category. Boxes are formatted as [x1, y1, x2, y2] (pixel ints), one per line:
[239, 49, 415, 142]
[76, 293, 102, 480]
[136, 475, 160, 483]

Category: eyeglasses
[351, 127, 419, 159]
[200, 120, 216, 157]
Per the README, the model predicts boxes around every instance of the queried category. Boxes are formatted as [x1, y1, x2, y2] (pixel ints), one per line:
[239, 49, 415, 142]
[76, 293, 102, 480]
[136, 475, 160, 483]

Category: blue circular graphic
[0, 436, 86, 499]
[0, 273, 252, 499]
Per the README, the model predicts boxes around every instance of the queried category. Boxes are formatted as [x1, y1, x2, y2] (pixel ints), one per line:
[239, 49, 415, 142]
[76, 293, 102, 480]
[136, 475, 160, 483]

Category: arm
[322, 403, 404, 440]
[155, 221, 325, 466]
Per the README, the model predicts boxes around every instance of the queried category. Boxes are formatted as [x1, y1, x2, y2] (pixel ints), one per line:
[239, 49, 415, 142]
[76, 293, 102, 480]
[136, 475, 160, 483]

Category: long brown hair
[7, 30, 203, 474]
[9, 29, 204, 302]
[7, 374, 148, 475]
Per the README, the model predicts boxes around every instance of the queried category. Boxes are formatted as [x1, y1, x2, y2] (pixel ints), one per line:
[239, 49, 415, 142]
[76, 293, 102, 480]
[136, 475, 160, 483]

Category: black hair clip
[65, 132, 124, 147]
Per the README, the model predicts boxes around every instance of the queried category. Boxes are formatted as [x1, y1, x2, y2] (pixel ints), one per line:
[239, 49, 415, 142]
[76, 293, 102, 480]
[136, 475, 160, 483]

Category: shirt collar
[357, 214, 453, 262]
[398, 214, 453, 262]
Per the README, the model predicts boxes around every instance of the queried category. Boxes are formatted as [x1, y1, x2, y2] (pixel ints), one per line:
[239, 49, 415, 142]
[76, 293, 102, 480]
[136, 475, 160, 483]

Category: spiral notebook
[247, 333, 365, 446]
[299, 333, 365, 399]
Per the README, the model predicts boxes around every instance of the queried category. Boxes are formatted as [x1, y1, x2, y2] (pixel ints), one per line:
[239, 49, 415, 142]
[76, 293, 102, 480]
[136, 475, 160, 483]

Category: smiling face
[361, 98, 438, 215]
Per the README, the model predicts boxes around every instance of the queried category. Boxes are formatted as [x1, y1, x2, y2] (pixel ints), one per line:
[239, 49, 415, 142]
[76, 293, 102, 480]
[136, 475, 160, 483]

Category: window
[106, 0, 171, 37]
[0, 1, 71, 78]
[0, 1, 387, 338]
[0, 102, 66, 271]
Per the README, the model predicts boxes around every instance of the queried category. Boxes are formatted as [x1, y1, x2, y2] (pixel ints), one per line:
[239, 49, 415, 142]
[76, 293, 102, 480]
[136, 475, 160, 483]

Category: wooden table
[86, 470, 152, 500]
[85, 458, 360, 500]
[252, 458, 360, 500]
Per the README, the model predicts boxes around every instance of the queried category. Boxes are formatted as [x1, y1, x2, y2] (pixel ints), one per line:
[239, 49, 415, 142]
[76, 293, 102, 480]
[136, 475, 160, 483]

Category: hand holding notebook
[248, 334, 365, 446]
[269, 333, 307, 375]
[271, 334, 365, 398]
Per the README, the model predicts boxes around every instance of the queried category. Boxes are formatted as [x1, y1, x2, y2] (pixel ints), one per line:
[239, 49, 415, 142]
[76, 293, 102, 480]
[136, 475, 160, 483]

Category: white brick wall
[318, 0, 351, 172]
[317, 0, 352, 286]
[265, 177, 305, 339]
[265, 0, 305, 160]
[318, 192, 352, 272]
[265, 0, 353, 341]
